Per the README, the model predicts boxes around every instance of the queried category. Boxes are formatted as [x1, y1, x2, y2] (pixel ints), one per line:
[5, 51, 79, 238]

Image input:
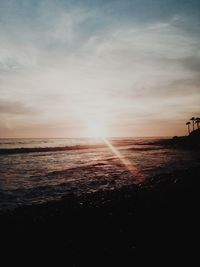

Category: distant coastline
[149, 128, 200, 150]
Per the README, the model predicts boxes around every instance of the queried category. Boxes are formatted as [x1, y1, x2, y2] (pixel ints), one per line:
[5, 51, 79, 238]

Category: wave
[0, 144, 107, 155]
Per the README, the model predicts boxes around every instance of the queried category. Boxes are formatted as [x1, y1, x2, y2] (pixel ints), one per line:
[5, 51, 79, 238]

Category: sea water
[0, 137, 198, 210]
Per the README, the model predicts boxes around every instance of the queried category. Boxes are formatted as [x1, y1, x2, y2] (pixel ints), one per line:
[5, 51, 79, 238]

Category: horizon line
[0, 135, 174, 139]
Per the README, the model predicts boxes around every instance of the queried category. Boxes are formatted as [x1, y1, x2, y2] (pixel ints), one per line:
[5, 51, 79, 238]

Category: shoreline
[150, 129, 200, 150]
[1, 164, 200, 258]
[1, 138, 200, 262]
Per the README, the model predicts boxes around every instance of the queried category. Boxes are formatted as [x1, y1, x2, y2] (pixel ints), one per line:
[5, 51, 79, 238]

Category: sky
[0, 0, 200, 138]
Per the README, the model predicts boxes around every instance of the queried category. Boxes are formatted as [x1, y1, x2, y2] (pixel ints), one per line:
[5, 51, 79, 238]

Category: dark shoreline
[151, 129, 200, 150]
[1, 164, 200, 263]
[1, 134, 200, 263]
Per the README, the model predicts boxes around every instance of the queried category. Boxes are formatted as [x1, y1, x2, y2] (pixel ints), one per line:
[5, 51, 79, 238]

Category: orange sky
[0, 0, 200, 138]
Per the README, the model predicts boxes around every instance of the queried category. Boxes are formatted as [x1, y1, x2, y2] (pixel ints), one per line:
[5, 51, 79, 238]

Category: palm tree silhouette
[186, 122, 191, 135]
[195, 117, 200, 129]
[190, 117, 196, 131]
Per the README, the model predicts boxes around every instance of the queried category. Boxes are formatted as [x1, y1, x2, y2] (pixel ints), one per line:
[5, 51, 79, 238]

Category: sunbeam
[103, 138, 144, 182]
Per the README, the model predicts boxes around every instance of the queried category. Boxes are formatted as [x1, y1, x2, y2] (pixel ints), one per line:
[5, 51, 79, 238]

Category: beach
[1, 0, 200, 264]
[0, 137, 200, 264]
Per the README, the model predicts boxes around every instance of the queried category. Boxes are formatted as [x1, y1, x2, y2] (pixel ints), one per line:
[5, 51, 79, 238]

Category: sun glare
[86, 122, 107, 138]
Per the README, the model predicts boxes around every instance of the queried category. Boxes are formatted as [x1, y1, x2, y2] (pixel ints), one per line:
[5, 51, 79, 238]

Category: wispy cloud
[0, 0, 200, 137]
[0, 100, 35, 115]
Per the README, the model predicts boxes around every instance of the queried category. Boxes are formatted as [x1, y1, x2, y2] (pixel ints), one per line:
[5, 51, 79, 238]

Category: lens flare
[103, 138, 144, 182]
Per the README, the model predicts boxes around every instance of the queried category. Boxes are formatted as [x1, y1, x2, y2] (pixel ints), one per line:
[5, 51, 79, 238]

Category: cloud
[0, 0, 200, 137]
[180, 56, 200, 72]
[0, 100, 36, 115]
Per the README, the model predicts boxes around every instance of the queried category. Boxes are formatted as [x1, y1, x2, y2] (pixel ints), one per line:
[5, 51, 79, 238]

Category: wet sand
[1, 162, 200, 264]
[1, 135, 200, 264]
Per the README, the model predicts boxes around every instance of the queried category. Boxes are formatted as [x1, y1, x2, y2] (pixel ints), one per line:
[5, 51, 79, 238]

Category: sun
[85, 122, 107, 138]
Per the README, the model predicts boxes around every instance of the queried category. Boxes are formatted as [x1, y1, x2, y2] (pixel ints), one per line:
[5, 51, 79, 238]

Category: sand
[1, 165, 200, 264]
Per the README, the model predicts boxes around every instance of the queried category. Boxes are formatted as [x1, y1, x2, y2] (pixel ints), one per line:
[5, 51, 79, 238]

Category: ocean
[0, 137, 199, 210]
